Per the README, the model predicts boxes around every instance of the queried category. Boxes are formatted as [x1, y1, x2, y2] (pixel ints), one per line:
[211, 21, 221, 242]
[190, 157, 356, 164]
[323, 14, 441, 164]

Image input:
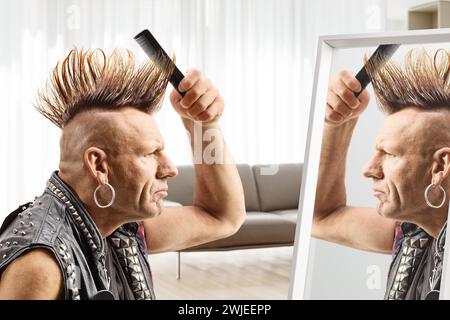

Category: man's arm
[143, 69, 246, 253]
[0, 248, 63, 299]
[312, 70, 396, 254]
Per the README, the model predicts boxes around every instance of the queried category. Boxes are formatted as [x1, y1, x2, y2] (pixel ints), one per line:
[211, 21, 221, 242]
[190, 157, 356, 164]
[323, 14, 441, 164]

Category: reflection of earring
[94, 183, 116, 208]
[424, 183, 446, 208]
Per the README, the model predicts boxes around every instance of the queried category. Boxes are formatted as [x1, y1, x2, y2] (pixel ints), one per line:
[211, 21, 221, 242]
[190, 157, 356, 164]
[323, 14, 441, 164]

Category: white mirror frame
[289, 28, 450, 300]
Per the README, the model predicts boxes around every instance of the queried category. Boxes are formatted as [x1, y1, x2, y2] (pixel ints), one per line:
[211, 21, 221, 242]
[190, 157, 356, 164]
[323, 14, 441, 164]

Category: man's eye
[146, 150, 161, 157]
[385, 151, 395, 157]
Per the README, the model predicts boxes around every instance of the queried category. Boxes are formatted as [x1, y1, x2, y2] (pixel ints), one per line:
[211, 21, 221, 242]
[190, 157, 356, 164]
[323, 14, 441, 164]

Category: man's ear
[431, 147, 450, 185]
[83, 147, 109, 186]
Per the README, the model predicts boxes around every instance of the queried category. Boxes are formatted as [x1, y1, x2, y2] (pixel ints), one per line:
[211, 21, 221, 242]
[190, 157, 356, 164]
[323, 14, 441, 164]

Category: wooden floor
[148, 247, 293, 300]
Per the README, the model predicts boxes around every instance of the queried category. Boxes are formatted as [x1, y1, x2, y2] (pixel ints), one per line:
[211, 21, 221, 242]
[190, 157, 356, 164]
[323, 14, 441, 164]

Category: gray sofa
[166, 164, 302, 277]
[167, 163, 303, 279]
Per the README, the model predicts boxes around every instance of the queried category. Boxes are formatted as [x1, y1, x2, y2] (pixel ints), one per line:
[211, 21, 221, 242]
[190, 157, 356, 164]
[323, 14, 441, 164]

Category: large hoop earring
[424, 183, 446, 209]
[94, 183, 116, 208]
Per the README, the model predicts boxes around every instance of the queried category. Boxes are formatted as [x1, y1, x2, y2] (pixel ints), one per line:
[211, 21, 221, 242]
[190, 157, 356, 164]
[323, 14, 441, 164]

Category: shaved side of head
[58, 107, 154, 184]
[387, 108, 450, 156]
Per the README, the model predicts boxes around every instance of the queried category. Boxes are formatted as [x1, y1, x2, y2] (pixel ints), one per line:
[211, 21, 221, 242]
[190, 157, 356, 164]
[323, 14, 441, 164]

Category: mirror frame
[289, 28, 450, 300]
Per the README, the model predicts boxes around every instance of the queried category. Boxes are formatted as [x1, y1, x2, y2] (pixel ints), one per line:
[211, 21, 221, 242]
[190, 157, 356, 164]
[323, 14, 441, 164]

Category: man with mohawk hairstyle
[0, 48, 245, 300]
[313, 49, 450, 300]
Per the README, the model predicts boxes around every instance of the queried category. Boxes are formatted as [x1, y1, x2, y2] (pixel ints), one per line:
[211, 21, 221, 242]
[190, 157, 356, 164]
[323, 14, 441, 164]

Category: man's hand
[170, 69, 224, 127]
[326, 69, 370, 126]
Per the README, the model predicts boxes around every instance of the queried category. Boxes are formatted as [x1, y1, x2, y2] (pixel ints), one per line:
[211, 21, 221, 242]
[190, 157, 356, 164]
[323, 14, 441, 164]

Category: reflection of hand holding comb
[134, 29, 185, 97]
[325, 44, 400, 126]
[354, 44, 400, 97]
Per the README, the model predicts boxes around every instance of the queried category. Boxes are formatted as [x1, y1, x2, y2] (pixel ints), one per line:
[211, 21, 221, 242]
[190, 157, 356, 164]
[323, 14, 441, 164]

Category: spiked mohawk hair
[365, 48, 450, 114]
[34, 48, 173, 128]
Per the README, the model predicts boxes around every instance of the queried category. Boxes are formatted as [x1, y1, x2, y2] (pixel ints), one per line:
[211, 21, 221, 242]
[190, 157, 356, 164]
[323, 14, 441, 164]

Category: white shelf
[408, 0, 450, 29]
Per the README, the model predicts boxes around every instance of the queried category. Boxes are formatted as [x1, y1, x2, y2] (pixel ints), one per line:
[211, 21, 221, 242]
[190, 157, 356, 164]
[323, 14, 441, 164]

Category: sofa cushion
[166, 164, 261, 211]
[167, 165, 196, 206]
[236, 164, 260, 211]
[270, 209, 298, 223]
[253, 164, 302, 211]
[182, 211, 295, 251]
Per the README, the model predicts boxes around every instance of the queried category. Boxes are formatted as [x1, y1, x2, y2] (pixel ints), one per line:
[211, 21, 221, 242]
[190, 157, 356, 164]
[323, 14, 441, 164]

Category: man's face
[104, 108, 178, 220]
[362, 108, 447, 221]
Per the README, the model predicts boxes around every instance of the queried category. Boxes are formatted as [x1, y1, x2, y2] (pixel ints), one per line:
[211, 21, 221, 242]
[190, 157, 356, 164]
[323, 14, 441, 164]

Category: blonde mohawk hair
[365, 48, 450, 114]
[35, 48, 173, 128]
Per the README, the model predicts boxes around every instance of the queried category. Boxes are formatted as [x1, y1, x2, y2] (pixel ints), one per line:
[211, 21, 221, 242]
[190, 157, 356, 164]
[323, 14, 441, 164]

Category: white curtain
[0, 0, 385, 218]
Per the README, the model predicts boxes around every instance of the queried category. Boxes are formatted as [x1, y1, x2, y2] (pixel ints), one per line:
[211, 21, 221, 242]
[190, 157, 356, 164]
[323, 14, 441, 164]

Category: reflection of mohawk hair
[35, 48, 174, 128]
[365, 48, 450, 114]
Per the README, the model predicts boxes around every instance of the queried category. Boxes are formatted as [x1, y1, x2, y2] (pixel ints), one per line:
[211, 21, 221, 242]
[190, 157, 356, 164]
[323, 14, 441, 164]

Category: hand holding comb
[134, 29, 185, 97]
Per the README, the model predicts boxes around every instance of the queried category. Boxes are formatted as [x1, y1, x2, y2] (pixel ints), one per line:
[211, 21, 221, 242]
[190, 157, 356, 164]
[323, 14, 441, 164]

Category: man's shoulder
[0, 193, 70, 268]
[0, 247, 63, 299]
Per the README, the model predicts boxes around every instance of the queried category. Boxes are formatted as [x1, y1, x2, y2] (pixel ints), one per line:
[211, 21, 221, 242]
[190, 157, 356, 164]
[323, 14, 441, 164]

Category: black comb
[355, 44, 400, 97]
[134, 29, 185, 96]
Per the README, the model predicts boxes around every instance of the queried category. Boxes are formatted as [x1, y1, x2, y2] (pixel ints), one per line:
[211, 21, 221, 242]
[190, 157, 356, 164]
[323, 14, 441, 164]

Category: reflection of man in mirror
[314, 49, 449, 300]
[0, 49, 246, 299]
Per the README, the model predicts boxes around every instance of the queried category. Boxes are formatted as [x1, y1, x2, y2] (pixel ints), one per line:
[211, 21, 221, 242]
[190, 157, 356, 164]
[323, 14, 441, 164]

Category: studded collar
[385, 223, 433, 300]
[47, 171, 110, 290]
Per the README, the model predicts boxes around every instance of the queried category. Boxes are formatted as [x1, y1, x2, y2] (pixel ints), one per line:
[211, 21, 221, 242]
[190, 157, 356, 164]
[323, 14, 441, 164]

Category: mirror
[290, 29, 450, 300]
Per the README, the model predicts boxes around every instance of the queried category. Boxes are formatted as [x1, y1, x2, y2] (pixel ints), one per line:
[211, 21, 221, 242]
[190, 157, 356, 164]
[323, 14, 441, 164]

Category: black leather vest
[0, 172, 155, 300]
[384, 222, 446, 300]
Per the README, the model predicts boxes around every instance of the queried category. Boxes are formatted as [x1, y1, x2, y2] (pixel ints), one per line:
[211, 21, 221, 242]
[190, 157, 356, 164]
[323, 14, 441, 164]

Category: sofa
[165, 163, 302, 278]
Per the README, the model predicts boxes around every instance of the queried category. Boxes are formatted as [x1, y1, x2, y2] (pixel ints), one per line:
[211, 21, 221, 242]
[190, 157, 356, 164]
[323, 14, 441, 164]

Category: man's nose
[362, 155, 383, 180]
[156, 152, 178, 179]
